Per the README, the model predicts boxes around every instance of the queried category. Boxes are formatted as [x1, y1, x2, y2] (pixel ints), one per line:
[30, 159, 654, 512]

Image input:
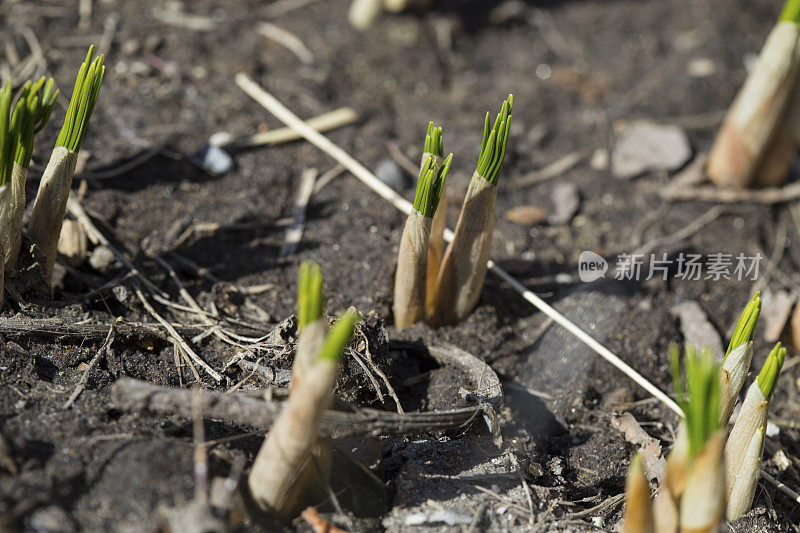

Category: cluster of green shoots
[476, 94, 513, 185]
[412, 154, 452, 218]
[670, 345, 720, 456]
[0, 78, 58, 186]
[623, 294, 787, 531]
[55, 46, 105, 152]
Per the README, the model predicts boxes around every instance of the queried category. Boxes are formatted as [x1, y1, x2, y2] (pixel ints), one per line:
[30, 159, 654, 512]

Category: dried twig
[224, 108, 358, 149]
[258, 22, 314, 65]
[135, 289, 222, 382]
[280, 168, 317, 256]
[661, 180, 800, 204]
[0, 316, 200, 342]
[112, 377, 498, 438]
[508, 149, 589, 189]
[62, 326, 114, 409]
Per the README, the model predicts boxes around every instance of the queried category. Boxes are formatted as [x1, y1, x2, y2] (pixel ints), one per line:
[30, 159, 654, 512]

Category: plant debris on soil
[2, 0, 800, 532]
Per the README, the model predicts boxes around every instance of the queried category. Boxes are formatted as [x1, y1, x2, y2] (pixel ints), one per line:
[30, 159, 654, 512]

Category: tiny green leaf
[297, 261, 324, 330]
[671, 344, 721, 456]
[0, 82, 13, 186]
[757, 342, 786, 400]
[724, 292, 761, 360]
[780, 0, 800, 23]
[317, 310, 359, 362]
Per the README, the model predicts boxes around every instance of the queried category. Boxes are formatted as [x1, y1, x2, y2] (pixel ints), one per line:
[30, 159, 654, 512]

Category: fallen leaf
[504, 205, 547, 226]
[612, 412, 666, 484]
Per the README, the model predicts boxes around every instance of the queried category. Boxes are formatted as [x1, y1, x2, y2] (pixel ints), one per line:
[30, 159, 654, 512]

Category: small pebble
[548, 182, 580, 225]
[375, 159, 407, 190]
[612, 121, 691, 179]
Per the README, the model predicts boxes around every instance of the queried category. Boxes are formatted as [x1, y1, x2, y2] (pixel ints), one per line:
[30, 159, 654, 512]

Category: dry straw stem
[623, 454, 654, 533]
[678, 431, 726, 533]
[29, 47, 103, 281]
[393, 153, 451, 329]
[707, 1, 800, 188]
[430, 95, 512, 326]
[248, 264, 358, 518]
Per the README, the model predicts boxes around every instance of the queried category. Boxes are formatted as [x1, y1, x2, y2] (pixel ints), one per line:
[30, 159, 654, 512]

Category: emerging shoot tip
[670, 344, 721, 456]
[476, 94, 513, 185]
[412, 153, 453, 218]
[757, 342, 785, 399]
[297, 261, 324, 330]
[55, 46, 105, 152]
[724, 291, 761, 360]
[317, 311, 359, 362]
[780, 0, 800, 23]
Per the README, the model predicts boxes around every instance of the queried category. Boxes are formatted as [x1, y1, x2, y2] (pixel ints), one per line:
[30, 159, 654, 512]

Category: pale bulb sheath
[28, 147, 78, 281]
[708, 21, 800, 188]
[727, 428, 765, 521]
[623, 457, 654, 533]
[5, 163, 27, 269]
[679, 432, 726, 533]
[393, 210, 432, 329]
[247, 321, 336, 518]
[0, 184, 10, 308]
[430, 172, 496, 326]
[719, 342, 753, 424]
[724, 381, 769, 498]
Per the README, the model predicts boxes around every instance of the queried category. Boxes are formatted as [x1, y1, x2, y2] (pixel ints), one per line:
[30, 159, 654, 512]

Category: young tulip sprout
[707, 0, 800, 188]
[430, 95, 512, 326]
[29, 46, 104, 281]
[724, 343, 785, 520]
[248, 262, 359, 519]
[4, 78, 58, 270]
[719, 292, 761, 424]
[393, 151, 452, 329]
[422, 123, 447, 315]
[622, 454, 654, 533]
[662, 345, 725, 533]
[0, 83, 14, 308]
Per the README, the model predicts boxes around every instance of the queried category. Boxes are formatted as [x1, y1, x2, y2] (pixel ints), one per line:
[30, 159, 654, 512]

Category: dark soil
[1, 0, 800, 531]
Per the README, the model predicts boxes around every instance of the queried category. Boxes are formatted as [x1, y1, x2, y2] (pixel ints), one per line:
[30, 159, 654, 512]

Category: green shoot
[724, 292, 761, 360]
[780, 0, 800, 23]
[11, 78, 57, 169]
[423, 121, 443, 158]
[317, 310, 359, 362]
[55, 46, 105, 152]
[297, 261, 324, 330]
[0, 82, 12, 187]
[476, 94, 513, 185]
[757, 342, 786, 399]
[670, 344, 721, 456]
[412, 153, 453, 218]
